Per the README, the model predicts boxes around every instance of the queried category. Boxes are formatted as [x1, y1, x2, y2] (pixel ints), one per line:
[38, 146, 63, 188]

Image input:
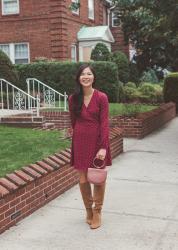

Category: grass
[0, 103, 158, 177]
[0, 126, 70, 177]
[109, 103, 158, 117]
[42, 102, 158, 115]
[41, 100, 67, 111]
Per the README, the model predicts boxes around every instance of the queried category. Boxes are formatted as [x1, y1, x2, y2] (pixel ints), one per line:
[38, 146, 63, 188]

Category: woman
[68, 63, 112, 229]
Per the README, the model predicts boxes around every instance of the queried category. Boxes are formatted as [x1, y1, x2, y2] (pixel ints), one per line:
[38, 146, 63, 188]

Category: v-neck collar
[83, 89, 95, 109]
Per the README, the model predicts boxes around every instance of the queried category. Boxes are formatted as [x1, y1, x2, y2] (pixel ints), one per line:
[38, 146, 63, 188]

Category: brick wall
[0, 0, 51, 61]
[111, 27, 129, 56]
[0, 0, 128, 62]
[40, 111, 71, 129]
[110, 103, 176, 139]
[0, 127, 123, 234]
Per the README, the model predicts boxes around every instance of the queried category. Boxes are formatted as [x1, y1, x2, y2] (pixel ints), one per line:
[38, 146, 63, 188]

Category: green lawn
[43, 102, 157, 115]
[0, 126, 70, 177]
[0, 103, 158, 177]
[109, 103, 158, 117]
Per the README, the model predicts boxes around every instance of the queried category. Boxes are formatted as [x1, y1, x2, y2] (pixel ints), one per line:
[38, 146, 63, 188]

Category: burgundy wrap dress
[68, 89, 112, 171]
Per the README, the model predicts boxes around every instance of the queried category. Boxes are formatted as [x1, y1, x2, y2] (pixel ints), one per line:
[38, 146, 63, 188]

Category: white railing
[26, 78, 68, 111]
[0, 79, 40, 116]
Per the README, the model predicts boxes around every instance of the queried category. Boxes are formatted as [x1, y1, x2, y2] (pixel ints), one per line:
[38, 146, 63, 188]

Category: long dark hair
[72, 64, 96, 117]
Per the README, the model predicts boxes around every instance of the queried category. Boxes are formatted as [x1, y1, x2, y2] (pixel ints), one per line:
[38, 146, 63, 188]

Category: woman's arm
[96, 93, 109, 159]
[68, 95, 76, 130]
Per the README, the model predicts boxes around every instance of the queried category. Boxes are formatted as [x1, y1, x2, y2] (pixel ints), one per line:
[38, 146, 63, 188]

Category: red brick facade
[0, 0, 128, 62]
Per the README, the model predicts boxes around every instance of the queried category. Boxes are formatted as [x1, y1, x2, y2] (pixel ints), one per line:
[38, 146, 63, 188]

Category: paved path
[0, 117, 178, 250]
[0, 109, 32, 118]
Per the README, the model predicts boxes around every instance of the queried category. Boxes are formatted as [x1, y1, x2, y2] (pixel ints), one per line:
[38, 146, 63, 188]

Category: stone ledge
[0, 127, 123, 234]
[110, 102, 176, 139]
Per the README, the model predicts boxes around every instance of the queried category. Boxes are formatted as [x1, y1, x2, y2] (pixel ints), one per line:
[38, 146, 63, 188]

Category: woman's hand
[96, 149, 106, 160]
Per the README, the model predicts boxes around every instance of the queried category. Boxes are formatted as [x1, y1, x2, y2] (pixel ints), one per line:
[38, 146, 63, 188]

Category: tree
[112, 0, 178, 72]
[90, 43, 111, 61]
[111, 51, 129, 83]
[0, 50, 19, 83]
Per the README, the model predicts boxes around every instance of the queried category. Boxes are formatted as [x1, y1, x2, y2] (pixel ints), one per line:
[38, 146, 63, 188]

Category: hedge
[15, 61, 119, 102]
[0, 50, 19, 84]
[163, 72, 178, 112]
[111, 51, 130, 83]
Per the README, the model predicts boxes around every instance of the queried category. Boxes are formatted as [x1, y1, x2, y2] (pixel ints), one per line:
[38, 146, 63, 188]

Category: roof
[77, 26, 115, 43]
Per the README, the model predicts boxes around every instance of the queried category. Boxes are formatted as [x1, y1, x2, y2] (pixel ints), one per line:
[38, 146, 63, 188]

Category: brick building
[0, 0, 129, 64]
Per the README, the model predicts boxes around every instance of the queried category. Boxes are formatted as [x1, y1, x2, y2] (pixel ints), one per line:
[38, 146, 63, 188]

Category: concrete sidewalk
[0, 117, 178, 250]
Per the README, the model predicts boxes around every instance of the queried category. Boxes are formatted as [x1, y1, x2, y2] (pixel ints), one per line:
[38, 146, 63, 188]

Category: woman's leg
[90, 181, 106, 229]
[78, 171, 93, 225]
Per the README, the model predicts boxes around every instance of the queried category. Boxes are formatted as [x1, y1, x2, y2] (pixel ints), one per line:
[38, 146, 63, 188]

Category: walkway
[0, 117, 178, 250]
[0, 109, 33, 118]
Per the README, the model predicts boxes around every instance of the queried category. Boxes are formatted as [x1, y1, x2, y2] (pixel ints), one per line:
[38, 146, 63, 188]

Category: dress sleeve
[98, 93, 110, 149]
[68, 95, 76, 129]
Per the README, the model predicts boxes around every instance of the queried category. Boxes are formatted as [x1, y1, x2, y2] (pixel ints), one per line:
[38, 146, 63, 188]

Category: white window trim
[111, 11, 121, 27]
[0, 42, 30, 64]
[88, 0, 94, 20]
[2, 0, 20, 16]
[71, 44, 77, 62]
[14, 42, 30, 64]
[71, 0, 80, 15]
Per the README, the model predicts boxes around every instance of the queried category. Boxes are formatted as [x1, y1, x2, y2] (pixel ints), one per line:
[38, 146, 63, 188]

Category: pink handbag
[87, 157, 107, 185]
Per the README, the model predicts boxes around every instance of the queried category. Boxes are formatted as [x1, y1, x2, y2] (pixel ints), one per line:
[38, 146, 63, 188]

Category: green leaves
[113, 0, 178, 71]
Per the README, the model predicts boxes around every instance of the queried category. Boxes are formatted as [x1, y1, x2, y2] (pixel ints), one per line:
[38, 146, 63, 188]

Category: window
[0, 43, 29, 64]
[71, 0, 80, 15]
[71, 44, 77, 62]
[112, 10, 121, 27]
[2, 0, 19, 15]
[14, 44, 29, 64]
[0, 44, 10, 57]
[88, 0, 94, 20]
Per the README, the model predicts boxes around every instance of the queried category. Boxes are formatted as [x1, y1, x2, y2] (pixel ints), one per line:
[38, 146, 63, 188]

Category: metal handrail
[0, 78, 40, 116]
[26, 78, 68, 111]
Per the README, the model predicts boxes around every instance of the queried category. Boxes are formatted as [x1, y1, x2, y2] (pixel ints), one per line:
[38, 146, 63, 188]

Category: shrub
[111, 51, 129, 83]
[0, 50, 19, 84]
[15, 61, 119, 102]
[129, 62, 140, 84]
[163, 72, 178, 112]
[138, 83, 163, 103]
[122, 104, 142, 117]
[138, 83, 156, 96]
[90, 43, 111, 61]
[117, 81, 125, 103]
[138, 83, 156, 103]
[123, 86, 139, 102]
[125, 82, 137, 88]
[140, 68, 159, 84]
[123, 82, 163, 104]
[153, 84, 164, 103]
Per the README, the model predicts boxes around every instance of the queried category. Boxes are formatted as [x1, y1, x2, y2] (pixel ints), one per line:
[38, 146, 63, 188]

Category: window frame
[0, 42, 30, 64]
[88, 0, 94, 20]
[111, 10, 121, 27]
[2, 0, 20, 16]
[71, 0, 80, 15]
[14, 43, 30, 64]
[71, 44, 77, 62]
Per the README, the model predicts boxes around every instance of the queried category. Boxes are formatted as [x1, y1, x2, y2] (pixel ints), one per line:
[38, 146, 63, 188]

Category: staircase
[26, 78, 68, 111]
[0, 78, 42, 126]
[0, 78, 69, 128]
[33, 111, 71, 131]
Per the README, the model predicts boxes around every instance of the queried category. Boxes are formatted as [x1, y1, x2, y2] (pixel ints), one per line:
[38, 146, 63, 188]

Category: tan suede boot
[90, 182, 106, 229]
[79, 182, 93, 225]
